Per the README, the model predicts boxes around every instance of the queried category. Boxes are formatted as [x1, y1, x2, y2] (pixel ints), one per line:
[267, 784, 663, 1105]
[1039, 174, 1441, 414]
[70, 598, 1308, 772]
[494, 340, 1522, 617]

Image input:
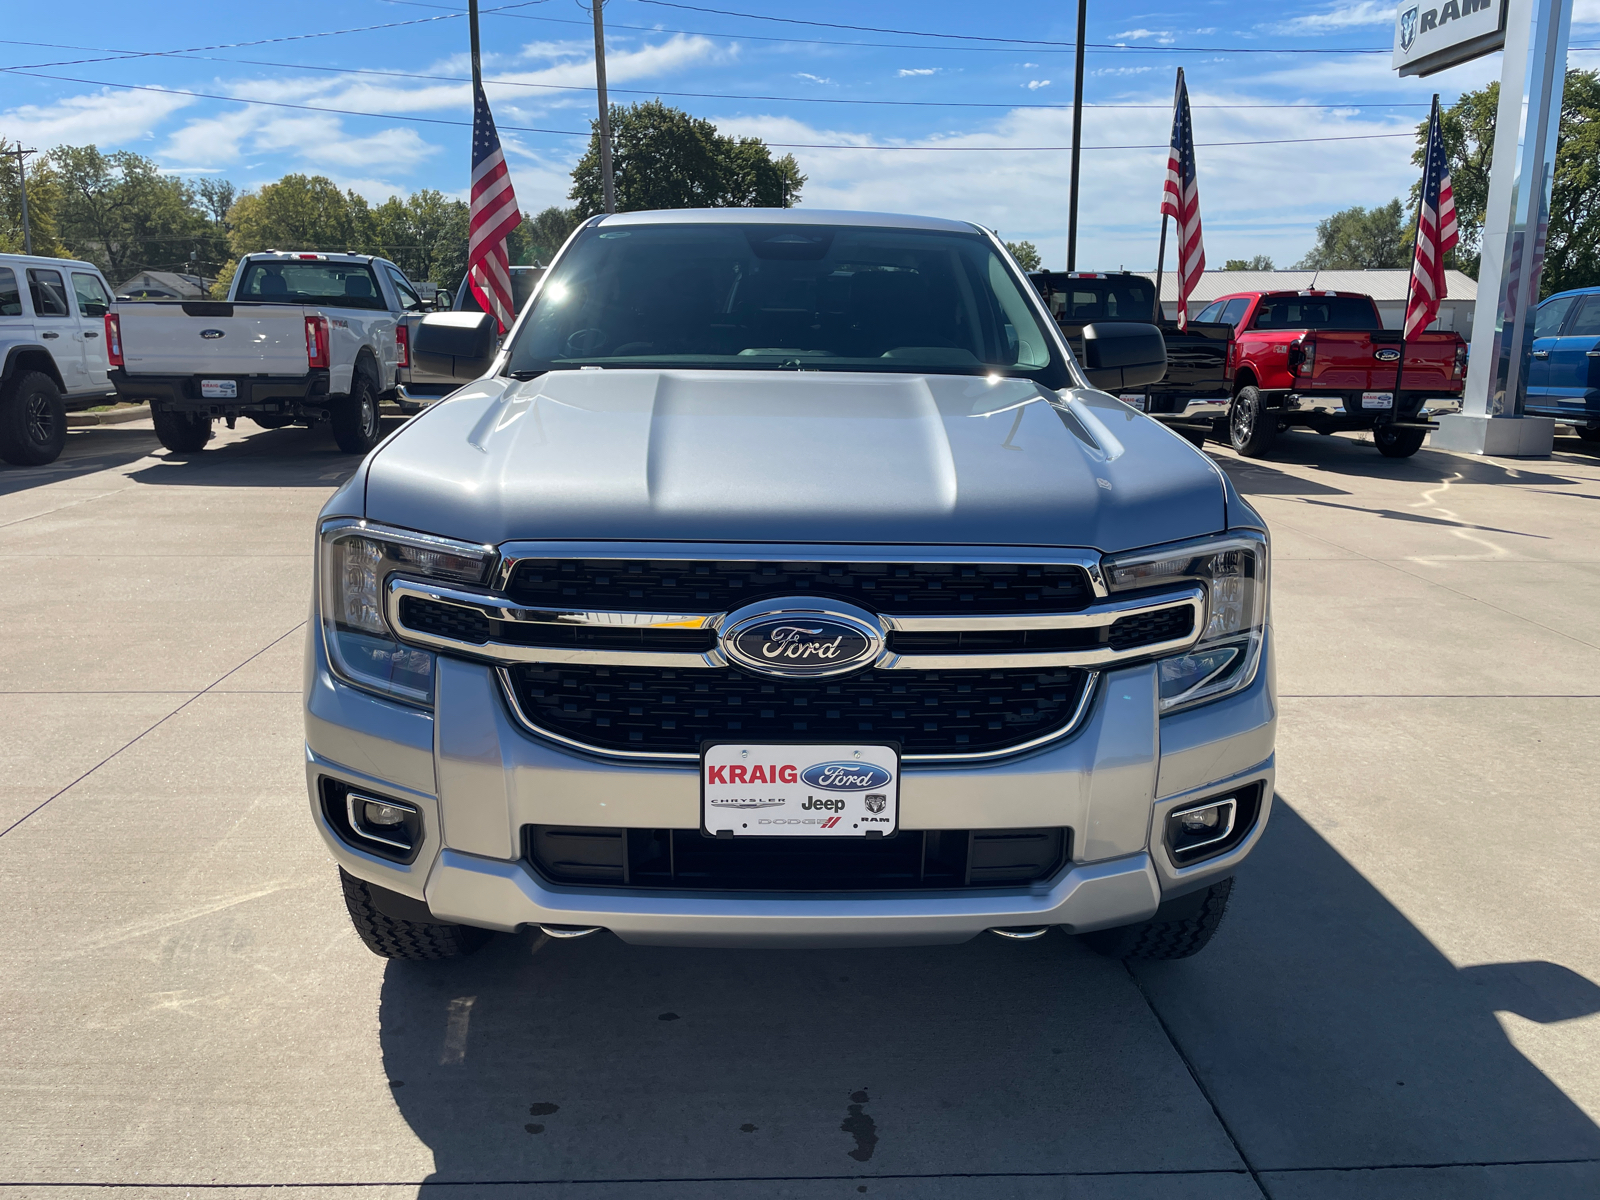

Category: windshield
[237, 260, 386, 311]
[504, 222, 1068, 385]
[1251, 295, 1379, 331]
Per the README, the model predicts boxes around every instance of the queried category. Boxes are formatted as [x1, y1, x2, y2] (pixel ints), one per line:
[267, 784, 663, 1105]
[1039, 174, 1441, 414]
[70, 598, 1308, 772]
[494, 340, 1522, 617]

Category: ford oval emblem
[200, 328, 226, 339]
[800, 761, 893, 791]
[719, 598, 883, 679]
[1374, 347, 1401, 362]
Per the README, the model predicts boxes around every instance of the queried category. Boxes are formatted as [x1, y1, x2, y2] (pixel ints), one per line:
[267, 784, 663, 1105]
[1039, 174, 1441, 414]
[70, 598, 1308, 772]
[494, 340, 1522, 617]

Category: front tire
[0, 370, 67, 466]
[340, 869, 491, 961]
[1575, 425, 1600, 443]
[331, 371, 382, 455]
[152, 406, 213, 453]
[1374, 424, 1426, 458]
[1080, 877, 1233, 961]
[1228, 386, 1277, 458]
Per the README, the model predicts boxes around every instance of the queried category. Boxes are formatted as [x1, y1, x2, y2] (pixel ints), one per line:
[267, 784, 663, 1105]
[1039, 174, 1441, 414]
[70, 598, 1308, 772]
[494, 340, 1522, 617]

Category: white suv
[0, 253, 119, 465]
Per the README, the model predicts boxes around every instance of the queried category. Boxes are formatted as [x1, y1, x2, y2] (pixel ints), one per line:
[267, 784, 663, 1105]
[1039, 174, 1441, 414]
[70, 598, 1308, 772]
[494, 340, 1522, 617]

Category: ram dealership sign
[1394, 0, 1508, 77]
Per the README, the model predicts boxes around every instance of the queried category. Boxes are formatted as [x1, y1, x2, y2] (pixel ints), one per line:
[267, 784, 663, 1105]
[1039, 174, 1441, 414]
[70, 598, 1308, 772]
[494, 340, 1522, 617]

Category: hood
[362, 370, 1226, 552]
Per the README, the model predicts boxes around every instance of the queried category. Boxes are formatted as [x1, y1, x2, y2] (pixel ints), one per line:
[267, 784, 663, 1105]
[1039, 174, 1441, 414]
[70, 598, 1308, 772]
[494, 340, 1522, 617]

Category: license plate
[201, 379, 237, 399]
[1119, 394, 1147, 410]
[1361, 391, 1394, 409]
[701, 744, 899, 838]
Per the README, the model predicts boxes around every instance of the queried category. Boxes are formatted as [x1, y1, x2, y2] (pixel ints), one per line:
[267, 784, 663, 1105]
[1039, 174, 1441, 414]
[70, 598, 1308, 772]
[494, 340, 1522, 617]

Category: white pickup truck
[108, 252, 426, 454]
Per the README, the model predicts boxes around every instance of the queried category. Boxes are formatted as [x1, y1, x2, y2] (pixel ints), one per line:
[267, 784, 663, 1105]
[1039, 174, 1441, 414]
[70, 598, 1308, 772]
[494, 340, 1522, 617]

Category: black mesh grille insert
[525, 825, 1069, 891]
[506, 559, 1094, 615]
[1107, 605, 1194, 651]
[506, 664, 1091, 756]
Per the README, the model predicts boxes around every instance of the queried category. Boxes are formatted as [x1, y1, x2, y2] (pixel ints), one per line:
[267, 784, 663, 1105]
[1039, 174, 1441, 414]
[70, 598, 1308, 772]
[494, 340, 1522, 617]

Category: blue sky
[4, 0, 1599, 269]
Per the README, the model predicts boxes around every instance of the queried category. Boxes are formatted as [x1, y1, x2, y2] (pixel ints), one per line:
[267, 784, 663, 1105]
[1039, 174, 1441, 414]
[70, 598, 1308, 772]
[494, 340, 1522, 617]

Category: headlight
[1104, 532, 1268, 712]
[318, 521, 494, 705]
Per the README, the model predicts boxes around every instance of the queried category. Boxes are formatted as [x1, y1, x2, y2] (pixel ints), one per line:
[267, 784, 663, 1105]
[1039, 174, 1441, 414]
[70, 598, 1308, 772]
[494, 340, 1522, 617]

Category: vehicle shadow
[373, 799, 1600, 1194]
[120, 416, 411, 489]
[0, 426, 160, 497]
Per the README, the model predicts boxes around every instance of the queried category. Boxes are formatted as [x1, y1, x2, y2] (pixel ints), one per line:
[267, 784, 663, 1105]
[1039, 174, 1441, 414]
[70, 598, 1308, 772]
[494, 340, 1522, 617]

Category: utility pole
[468, 0, 484, 98]
[1065, 0, 1086, 269]
[591, 0, 617, 213]
[6, 143, 36, 255]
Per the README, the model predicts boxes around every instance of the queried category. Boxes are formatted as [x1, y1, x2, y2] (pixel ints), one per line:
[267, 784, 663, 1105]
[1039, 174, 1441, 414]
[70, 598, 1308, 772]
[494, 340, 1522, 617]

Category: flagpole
[1393, 93, 1439, 426]
[1066, 0, 1086, 269]
[468, 0, 482, 94]
[1152, 68, 1181, 325]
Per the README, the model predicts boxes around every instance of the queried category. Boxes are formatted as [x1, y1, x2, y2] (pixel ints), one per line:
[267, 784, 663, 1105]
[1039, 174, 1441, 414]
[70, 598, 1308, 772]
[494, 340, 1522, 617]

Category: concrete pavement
[1, 417, 1596, 1198]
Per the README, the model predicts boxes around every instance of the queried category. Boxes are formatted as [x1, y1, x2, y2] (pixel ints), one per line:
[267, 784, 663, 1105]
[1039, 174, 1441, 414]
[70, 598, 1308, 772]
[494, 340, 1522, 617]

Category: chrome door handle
[41, 331, 59, 339]
[1531, 350, 1549, 358]
[1586, 350, 1600, 357]
[84, 330, 99, 338]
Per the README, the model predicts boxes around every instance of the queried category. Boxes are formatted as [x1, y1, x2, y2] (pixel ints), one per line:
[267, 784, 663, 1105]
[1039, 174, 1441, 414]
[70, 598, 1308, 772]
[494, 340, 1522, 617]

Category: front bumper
[305, 622, 1277, 948]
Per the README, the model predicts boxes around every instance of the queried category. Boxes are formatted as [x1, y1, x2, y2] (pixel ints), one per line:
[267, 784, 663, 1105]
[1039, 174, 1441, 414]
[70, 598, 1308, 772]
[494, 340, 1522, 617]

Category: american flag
[468, 80, 522, 333]
[1160, 68, 1205, 333]
[1404, 98, 1459, 339]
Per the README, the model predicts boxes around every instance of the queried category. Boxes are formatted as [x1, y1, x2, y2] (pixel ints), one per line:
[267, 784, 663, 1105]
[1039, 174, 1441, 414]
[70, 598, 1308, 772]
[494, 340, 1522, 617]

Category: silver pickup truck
[306, 209, 1275, 963]
[110, 252, 425, 454]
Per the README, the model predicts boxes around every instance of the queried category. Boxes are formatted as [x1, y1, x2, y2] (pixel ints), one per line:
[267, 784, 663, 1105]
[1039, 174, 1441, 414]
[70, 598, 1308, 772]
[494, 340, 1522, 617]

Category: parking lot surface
[2, 417, 1598, 1199]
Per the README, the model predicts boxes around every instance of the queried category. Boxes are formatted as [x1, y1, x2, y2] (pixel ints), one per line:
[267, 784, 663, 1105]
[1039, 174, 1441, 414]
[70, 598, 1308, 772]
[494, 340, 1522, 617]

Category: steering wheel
[564, 328, 607, 356]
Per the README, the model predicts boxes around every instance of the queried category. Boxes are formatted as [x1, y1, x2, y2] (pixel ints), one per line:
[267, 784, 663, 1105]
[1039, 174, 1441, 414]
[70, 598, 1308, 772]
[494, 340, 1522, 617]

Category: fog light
[346, 791, 420, 852]
[1166, 796, 1238, 862]
[364, 801, 408, 827]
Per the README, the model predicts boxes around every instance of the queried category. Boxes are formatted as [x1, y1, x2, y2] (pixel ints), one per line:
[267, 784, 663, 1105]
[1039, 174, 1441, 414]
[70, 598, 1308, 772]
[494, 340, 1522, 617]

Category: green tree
[1416, 70, 1600, 294]
[48, 145, 206, 284]
[370, 189, 471, 288]
[0, 142, 63, 256]
[1295, 201, 1408, 270]
[1005, 240, 1042, 270]
[226, 174, 374, 259]
[1223, 254, 1275, 271]
[522, 205, 581, 264]
[570, 100, 805, 216]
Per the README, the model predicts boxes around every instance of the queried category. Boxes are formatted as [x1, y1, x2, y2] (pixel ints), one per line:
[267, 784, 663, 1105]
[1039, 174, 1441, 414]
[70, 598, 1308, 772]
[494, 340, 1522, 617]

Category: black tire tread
[331, 367, 382, 455]
[339, 868, 490, 960]
[1228, 386, 1277, 458]
[1081, 877, 1233, 961]
[1374, 425, 1427, 458]
[152, 407, 213, 453]
[1575, 425, 1600, 443]
[0, 370, 67, 466]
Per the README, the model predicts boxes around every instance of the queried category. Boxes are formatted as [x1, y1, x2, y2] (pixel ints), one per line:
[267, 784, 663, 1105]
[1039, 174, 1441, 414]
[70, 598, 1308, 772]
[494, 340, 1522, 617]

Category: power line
[0, 69, 1423, 152]
[0, 38, 1440, 111]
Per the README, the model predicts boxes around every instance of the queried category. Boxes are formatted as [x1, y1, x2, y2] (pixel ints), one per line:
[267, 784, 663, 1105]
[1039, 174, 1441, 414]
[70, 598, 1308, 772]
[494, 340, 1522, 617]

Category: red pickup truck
[1187, 290, 1467, 458]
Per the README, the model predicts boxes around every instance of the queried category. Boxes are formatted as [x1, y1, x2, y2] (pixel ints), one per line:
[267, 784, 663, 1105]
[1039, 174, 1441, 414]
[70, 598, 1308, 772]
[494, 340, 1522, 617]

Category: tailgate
[117, 301, 311, 376]
[1306, 331, 1396, 391]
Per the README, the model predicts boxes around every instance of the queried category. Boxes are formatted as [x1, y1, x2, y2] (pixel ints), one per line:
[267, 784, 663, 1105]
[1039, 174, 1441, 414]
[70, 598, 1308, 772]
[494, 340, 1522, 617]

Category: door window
[1193, 301, 1224, 324]
[71, 272, 111, 318]
[1220, 298, 1251, 326]
[385, 267, 423, 312]
[1533, 295, 1577, 338]
[0, 267, 20, 316]
[1563, 295, 1600, 338]
[27, 269, 70, 316]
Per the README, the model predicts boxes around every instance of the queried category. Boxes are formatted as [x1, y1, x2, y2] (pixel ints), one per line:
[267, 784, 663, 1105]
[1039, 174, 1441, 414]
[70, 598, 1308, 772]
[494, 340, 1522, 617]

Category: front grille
[506, 558, 1094, 615]
[1108, 604, 1194, 651]
[505, 664, 1091, 756]
[526, 825, 1069, 891]
[401, 596, 715, 652]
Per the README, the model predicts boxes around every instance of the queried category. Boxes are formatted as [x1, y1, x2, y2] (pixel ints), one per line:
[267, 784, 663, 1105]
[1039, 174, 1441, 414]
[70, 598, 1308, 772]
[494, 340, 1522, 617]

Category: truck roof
[590, 208, 980, 234]
[1212, 288, 1376, 302]
[0, 251, 108, 274]
[247, 251, 384, 264]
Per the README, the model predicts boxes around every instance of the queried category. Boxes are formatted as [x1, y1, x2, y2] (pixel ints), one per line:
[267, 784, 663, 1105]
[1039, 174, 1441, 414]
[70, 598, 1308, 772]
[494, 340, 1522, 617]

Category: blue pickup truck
[1529, 286, 1600, 440]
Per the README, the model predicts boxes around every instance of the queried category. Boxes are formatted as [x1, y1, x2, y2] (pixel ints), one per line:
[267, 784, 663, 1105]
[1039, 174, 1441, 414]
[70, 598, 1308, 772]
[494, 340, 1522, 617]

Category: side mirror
[1079, 322, 1168, 391]
[412, 312, 497, 380]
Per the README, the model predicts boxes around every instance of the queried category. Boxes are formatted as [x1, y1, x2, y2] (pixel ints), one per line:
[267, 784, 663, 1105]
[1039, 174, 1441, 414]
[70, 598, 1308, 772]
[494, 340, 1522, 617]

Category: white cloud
[1269, 1, 1392, 33]
[1026, 80, 1051, 90]
[794, 73, 832, 84]
[897, 68, 938, 77]
[1115, 29, 1176, 44]
[0, 87, 195, 148]
[1095, 66, 1156, 76]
